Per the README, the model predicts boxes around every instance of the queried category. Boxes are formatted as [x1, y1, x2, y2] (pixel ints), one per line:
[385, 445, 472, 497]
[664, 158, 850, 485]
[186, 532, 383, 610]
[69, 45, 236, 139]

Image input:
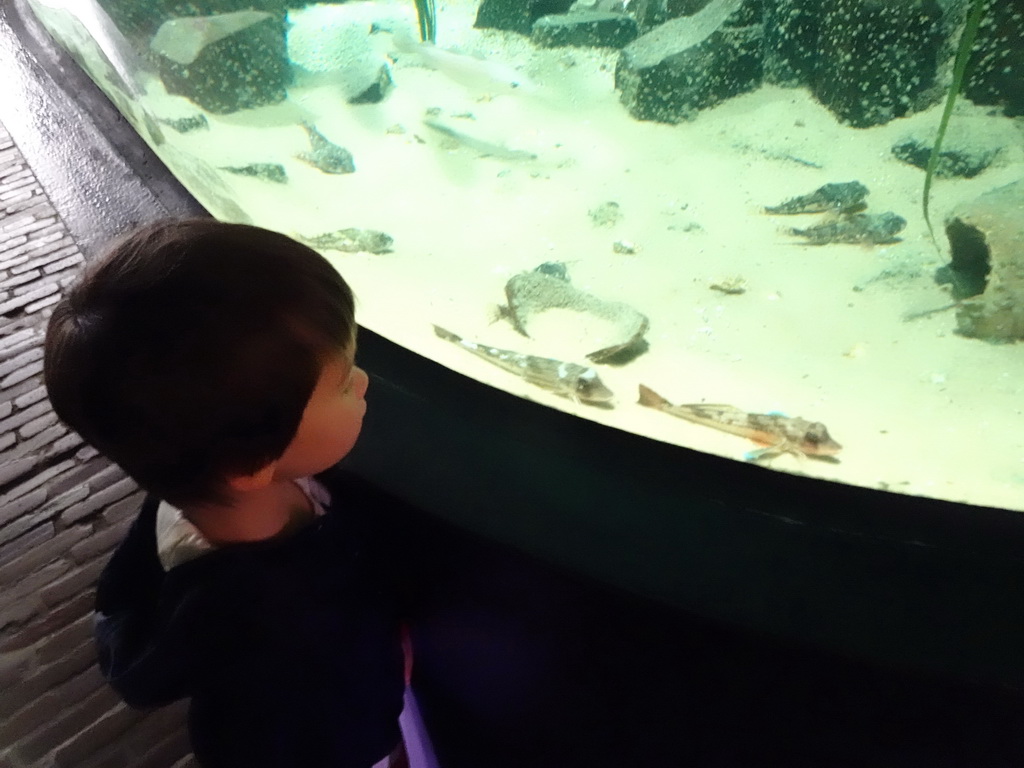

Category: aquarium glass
[25, 0, 1024, 510]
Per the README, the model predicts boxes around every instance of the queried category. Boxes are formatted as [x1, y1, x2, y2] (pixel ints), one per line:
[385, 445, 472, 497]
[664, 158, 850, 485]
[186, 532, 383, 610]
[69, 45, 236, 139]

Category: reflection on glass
[26, 0, 1024, 510]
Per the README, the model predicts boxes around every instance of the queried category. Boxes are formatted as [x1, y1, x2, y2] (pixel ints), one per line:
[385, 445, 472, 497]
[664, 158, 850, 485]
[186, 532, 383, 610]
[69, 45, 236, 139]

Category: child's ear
[226, 462, 277, 492]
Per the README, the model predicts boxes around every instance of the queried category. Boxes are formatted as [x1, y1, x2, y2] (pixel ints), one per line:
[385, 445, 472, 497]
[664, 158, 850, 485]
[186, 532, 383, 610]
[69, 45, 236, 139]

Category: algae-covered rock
[947, 180, 1024, 341]
[614, 0, 762, 123]
[532, 11, 639, 48]
[152, 11, 290, 114]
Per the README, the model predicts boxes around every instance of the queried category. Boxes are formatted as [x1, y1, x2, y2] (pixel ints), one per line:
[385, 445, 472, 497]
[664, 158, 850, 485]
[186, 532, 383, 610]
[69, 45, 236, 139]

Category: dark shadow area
[397, 509, 1024, 768]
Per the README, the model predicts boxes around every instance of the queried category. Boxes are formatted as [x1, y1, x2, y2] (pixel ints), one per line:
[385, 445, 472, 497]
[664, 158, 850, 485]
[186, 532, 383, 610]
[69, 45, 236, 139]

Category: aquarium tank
[24, 0, 1024, 511]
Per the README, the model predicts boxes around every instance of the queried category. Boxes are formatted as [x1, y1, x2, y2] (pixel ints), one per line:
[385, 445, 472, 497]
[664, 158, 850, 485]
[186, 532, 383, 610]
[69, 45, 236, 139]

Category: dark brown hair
[44, 218, 356, 507]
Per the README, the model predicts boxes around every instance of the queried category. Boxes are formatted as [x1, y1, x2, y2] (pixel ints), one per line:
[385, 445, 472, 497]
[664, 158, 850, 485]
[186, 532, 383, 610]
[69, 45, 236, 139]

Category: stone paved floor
[0, 117, 193, 768]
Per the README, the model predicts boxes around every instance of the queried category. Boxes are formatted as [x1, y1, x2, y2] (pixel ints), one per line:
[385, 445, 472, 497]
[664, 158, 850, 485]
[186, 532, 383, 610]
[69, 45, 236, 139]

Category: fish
[789, 211, 906, 245]
[156, 113, 208, 133]
[294, 228, 393, 254]
[423, 119, 537, 161]
[637, 384, 841, 461]
[220, 163, 288, 183]
[390, 30, 533, 96]
[433, 325, 614, 406]
[764, 181, 869, 215]
[298, 122, 356, 174]
[158, 114, 210, 133]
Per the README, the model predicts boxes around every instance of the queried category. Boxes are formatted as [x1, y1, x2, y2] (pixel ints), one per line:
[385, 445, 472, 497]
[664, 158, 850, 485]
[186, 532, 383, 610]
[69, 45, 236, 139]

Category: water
[27, 0, 1024, 511]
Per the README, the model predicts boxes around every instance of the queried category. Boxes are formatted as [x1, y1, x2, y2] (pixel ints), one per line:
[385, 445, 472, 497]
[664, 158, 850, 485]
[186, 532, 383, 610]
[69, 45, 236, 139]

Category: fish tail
[637, 384, 670, 409]
[432, 324, 462, 344]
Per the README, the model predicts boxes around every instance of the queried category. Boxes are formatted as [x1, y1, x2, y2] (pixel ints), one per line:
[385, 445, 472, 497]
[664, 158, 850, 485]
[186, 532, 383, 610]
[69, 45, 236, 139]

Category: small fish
[423, 119, 537, 161]
[391, 30, 533, 96]
[433, 325, 614, 406]
[294, 228, 393, 254]
[637, 384, 841, 461]
[158, 114, 210, 133]
[765, 181, 869, 215]
[789, 211, 906, 245]
[220, 163, 288, 183]
[298, 122, 356, 174]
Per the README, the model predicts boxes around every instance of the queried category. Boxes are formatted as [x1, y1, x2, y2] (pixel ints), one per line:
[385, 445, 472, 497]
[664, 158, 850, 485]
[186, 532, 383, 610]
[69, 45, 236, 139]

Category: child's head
[44, 218, 362, 508]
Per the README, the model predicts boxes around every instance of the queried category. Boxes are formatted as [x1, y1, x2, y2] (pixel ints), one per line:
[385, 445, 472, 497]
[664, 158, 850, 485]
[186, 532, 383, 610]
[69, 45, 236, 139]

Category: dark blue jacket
[94, 469, 407, 767]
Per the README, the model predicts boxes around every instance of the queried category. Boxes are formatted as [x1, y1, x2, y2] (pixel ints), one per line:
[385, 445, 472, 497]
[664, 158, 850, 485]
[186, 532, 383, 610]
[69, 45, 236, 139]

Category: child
[44, 219, 410, 768]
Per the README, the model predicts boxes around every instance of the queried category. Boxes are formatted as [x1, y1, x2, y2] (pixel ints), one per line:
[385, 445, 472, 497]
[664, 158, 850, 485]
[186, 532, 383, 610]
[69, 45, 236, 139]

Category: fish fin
[637, 384, 671, 409]
[432, 324, 461, 343]
[744, 441, 803, 462]
[744, 444, 782, 462]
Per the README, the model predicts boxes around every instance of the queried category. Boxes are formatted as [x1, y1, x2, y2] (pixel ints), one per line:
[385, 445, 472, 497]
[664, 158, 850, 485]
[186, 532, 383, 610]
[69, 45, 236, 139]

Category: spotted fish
[298, 122, 355, 174]
[764, 181, 869, 215]
[220, 163, 288, 183]
[638, 384, 841, 461]
[789, 211, 906, 245]
[294, 228, 393, 254]
[433, 325, 614, 406]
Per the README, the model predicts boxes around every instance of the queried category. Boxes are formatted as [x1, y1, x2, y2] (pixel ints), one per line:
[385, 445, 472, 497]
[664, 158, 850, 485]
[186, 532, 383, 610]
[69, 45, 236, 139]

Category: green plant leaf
[414, 0, 436, 43]
[923, 0, 986, 250]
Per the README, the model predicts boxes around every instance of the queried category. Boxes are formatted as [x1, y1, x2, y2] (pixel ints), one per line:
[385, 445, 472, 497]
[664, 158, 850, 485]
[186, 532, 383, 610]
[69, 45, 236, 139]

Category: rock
[761, 0, 820, 87]
[615, 0, 762, 123]
[533, 261, 570, 280]
[947, 180, 1024, 341]
[812, 0, 946, 128]
[588, 201, 623, 227]
[891, 139, 997, 179]
[632, 0, 762, 28]
[630, 0, 673, 27]
[103, 0, 293, 40]
[151, 11, 272, 65]
[504, 271, 650, 363]
[347, 65, 394, 104]
[532, 11, 640, 48]
[152, 11, 290, 114]
[286, 3, 399, 105]
[474, 0, 575, 35]
[965, 0, 1024, 117]
[570, 0, 631, 12]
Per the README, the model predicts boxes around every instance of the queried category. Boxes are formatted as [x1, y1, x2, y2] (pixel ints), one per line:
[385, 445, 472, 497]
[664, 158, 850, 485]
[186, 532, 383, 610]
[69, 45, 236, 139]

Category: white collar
[155, 476, 331, 571]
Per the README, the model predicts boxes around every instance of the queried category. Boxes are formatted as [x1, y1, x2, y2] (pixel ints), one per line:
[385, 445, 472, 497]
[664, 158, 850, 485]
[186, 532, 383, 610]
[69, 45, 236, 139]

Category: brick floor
[0, 119, 193, 768]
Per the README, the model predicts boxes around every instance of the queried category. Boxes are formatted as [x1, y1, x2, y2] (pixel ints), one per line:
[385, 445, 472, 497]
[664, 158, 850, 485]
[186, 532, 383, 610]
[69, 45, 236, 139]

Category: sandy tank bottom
[84, 1, 1024, 512]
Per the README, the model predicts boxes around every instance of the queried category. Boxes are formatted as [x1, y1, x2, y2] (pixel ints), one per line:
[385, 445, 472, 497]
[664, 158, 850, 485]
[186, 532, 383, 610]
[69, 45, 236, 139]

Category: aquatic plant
[414, 0, 436, 43]
[922, 0, 986, 248]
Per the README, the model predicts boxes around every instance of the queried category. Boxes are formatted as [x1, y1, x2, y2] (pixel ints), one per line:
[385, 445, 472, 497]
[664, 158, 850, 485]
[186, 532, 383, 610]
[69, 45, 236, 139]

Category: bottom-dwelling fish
[298, 122, 356, 174]
[637, 384, 841, 461]
[433, 325, 614, 406]
[789, 211, 906, 245]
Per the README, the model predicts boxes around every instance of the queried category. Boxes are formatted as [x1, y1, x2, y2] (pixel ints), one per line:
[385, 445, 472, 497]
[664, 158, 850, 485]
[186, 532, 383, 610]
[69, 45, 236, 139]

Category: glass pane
[26, 0, 1024, 510]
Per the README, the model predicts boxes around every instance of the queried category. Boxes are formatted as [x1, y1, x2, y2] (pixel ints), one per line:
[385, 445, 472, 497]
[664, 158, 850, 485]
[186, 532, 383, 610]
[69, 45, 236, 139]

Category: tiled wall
[0, 122, 193, 767]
